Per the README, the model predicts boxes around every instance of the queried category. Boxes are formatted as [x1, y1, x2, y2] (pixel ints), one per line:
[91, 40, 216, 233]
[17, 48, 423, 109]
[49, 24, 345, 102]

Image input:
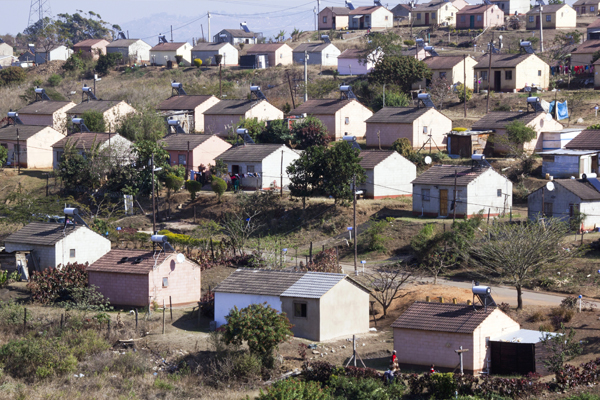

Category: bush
[430, 373, 456, 399]
[371, 91, 411, 112]
[211, 176, 227, 202]
[257, 379, 332, 400]
[302, 360, 337, 385]
[392, 138, 414, 158]
[82, 109, 107, 132]
[27, 262, 88, 304]
[457, 83, 472, 103]
[505, 121, 536, 145]
[291, 117, 330, 150]
[63, 52, 85, 71]
[328, 375, 389, 400]
[362, 219, 389, 252]
[110, 351, 151, 376]
[47, 73, 62, 87]
[561, 296, 578, 309]
[404, 39, 415, 46]
[95, 52, 122, 75]
[0, 67, 27, 86]
[530, 311, 547, 322]
[193, 58, 202, 68]
[587, 124, 600, 130]
[186, 179, 203, 200]
[0, 145, 7, 166]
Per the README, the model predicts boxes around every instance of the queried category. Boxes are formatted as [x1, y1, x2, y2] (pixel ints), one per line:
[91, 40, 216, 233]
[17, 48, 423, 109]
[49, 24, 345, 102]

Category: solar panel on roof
[520, 41, 535, 54]
[587, 177, 600, 192]
[346, 0, 355, 10]
[240, 22, 250, 33]
[417, 93, 436, 109]
[424, 46, 439, 56]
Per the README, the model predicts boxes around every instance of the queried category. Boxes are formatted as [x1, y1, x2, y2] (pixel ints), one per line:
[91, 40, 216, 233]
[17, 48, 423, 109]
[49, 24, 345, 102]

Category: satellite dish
[176, 253, 185, 264]
[424, 156, 432, 165]
[546, 181, 555, 191]
[545, 114, 552, 121]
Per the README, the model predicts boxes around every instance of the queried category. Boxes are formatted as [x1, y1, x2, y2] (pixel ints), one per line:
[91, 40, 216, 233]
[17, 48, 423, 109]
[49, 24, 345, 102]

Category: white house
[217, 144, 300, 190]
[489, 0, 530, 15]
[0, 42, 12, 56]
[191, 42, 238, 66]
[203, 99, 284, 136]
[358, 150, 416, 199]
[66, 100, 136, 133]
[337, 48, 381, 75]
[150, 42, 193, 66]
[214, 269, 370, 341]
[542, 128, 584, 151]
[35, 45, 73, 64]
[213, 29, 260, 45]
[412, 164, 513, 218]
[51, 132, 133, 170]
[293, 43, 341, 67]
[527, 178, 600, 230]
[106, 39, 152, 63]
[4, 222, 111, 271]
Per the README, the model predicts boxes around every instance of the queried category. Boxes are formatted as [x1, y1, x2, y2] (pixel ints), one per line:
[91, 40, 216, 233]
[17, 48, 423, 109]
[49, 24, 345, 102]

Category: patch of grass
[153, 378, 174, 390]
[530, 311, 547, 322]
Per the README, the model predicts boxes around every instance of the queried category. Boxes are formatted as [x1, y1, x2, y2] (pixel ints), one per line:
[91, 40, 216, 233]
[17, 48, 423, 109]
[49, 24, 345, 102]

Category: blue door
[470, 15, 475, 28]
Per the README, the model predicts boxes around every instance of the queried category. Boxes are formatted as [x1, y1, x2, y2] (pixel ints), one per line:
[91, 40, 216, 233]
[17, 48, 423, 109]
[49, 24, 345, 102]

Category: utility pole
[486, 32, 494, 114]
[317, 0, 320, 38]
[452, 169, 457, 222]
[16, 128, 20, 175]
[539, 5, 544, 53]
[463, 54, 467, 118]
[314, 7, 317, 32]
[170, 25, 173, 42]
[219, 62, 222, 97]
[151, 154, 157, 236]
[280, 150, 283, 198]
[383, 83, 386, 108]
[186, 141, 190, 179]
[207, 11, 211, 43]
[304, 50, 308, 102]
[353, 175, 358, 276]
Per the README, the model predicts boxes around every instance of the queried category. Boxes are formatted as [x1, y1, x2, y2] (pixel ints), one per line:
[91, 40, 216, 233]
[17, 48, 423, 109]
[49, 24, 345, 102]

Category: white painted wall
[214, 292, 281, 327]
[225, 145, 300, 189]
[372, 153, 416, 199]
[55, 227, 111, 268]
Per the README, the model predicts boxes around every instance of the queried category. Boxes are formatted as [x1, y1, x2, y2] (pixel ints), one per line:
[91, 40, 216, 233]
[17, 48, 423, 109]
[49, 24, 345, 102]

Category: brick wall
[89, 271, 150, 306]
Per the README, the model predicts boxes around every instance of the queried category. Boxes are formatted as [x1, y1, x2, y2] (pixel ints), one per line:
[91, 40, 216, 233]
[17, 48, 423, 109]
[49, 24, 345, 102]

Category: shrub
[257, 379, 332, 400]
[392, 138, 414, 157]
[505, 121, 536, 145]
[587, 124, 600, 130]
[429, 372, 456, 399]
[95, 52, 122, 75]
[404, 39, 415, 46]
[302, 360, 337, 385]
[530, 310, 547, 322]
[561, 296, 578, 309]
[154, 378, 174, 390]
[193, 58, 202, 68]
[47, 73, 62, 87]
[457, 83, 472, 102]
[63, 52, 85, 71]
[233, 352, 262, 379]
[185, 179, 203, 200]
[27, 262, 88, 304]
[371, 91, 411, 112]
[453, 127, 467, 132]
[328, 375, 389, 400]
[291, 117, 331, 150]
[0, 67, 27, 86]
[0, 145, 7, 166]
[110, 351, 151, 376]
[0, 301, 28, 326]
[362, 219, 389, 252]
[300, 248, 342, 273]
[82, 109, 107, 133]
[211, 176, 227, 202]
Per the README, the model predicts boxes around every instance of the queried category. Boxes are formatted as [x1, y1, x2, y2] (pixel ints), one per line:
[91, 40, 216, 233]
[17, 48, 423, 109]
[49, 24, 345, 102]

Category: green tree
[210, 159, 228, 178]
[359, 31, 402, 65]
[0, 145, 7, 166]
[540, 323, 583, 373]
[63, 51, 85, 71]
[506, 120, 536, 145]
[222, 302, 293, 367]
[391, 138, 414, 158]
[95, 52, 122, 75]
[287, 145, 326, 209]
[81, 110, 106, 133]
[291, 117, 330, 150]
[211, 176, 227, 203]
[54, 11, 120, 45]
[0, 67, 27, 86]
[258, 119, 292, 144]
[456, 83, 472, 103]
[133, 140, 170, 197]
[47, 74, 62, 87]
[369, 55, 432, 93]
[320, 141, 366, 204]
[116, 107, 167, 141]
[163, 173, 184, 199]
[185, 180, 202, 201]
[370, 91, 410, 112]
[237, 117, 264, 141]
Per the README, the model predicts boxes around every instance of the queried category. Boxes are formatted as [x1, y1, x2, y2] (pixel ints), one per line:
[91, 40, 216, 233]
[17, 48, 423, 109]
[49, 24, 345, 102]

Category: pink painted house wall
[167, 135, 232, 171]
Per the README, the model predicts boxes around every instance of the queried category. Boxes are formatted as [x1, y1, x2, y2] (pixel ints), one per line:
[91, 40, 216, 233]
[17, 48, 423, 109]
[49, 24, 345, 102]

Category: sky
[0, 0, 373, 43]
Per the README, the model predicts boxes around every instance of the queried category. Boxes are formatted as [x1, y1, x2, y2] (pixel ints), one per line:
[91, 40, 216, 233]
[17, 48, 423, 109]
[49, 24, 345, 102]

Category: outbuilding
[456, 4, 504, 29]
[447, 130, 492, 157]
[35, 45, 72, 64]
[73, 39, 110, 60]
[156, 94, 221, 133]
[66, 100, 136, 132]
[337, 48, 381, 75]
[217, 144, 300, 190]
[293, 43, 341, 67]
[392, 301, 520, 374]
[150, 42, 193, 66]
[214, 269, 370, 341]
[17, 100, 76, 133]
[159, 133, 232, 176]
[365, 107, 452, 149]
[213, 28, 260, 45]
[0, 125, 64, 169]
[203, 100, 283, 136]
[571, 39, 600, 66]
[542, 127, 584, 150]
[413, 55, 478, 89]
[539, 149, 598, 179]
[191, 42, 238, 66]
[357, 150, 416, 199]
[106, 39, 152, 63]
[412, 164, 512, 218]
[3, 222, 111, 271]
[87, 249, 201, 308]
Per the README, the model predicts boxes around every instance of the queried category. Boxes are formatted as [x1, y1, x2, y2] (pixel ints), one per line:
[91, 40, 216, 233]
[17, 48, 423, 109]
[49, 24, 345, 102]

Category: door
[583, 6, 586, 13]
[178, 154, 186, 166]
[470, 15, 475, 28]
[425, 13, 430, 25]
[494, 70, 501, 92]
[535, 15, 540, 28]
[439, 189, 448, 216]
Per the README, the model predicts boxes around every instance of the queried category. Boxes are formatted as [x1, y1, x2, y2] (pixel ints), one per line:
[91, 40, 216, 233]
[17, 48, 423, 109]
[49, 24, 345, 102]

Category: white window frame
[529, 15, 535, 22]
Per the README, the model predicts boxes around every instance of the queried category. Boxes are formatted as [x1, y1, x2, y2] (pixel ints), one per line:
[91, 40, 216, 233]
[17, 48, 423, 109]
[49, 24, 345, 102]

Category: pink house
[337, 48, 381, 75]
[17, 100, 76, 134]
[160, 133, 232, 175]
[87, 249, 201, 307]
[73, 39, 110, 60]
[457, 4, 504, 29]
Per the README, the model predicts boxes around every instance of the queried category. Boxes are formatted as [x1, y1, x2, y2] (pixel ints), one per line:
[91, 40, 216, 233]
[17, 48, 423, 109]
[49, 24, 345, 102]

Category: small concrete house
[391, 4, 413, 21]
[73, 39, 110, 60]
[543, 127, 584, 150]
[357, 150, 416, 199]
[402, 47, 435, 61]
[218, 144, 300, 190]
[18, 50, 35, 67]
[88, 249, 201, 308]
[348, 6, 394, 30]
[150, 42, 193, 66]
[528, 179, 600, 229]
[490, 0, 530, 15]
[319, 7, 351, 30]
[66, 100, 136, 132]
[588, 18, 600, 39]
[565, 129, 600, 151]
[289, 99, 373, 139]
[471, 111, 563, 154]
[191, 42, 238, 66]
[392, 302, 520, 374]
[539, 149, 599, 179]
[412, 1, 459, 27]
[0, 42, 13, 56]
[213, 29, 259, 45]
[365, 107, 452, 148]
[156, 95, 221, 133]
[17, 100, 76, 133]
[35, 45, 73, 64]
[474, 53, 550, 92]
[4, 222, 111, 270]
[160, 134, 232, 173]
[337, 48, 382, 75]
[574, 0, 600, 15]
[51, 132, 133, 170]
[412, 165, 513, 218]
[245, 43, 293, 67]
[293, 43, 341, 67]
[413, 55, 478, 89]
[214, 269, 370, 341]
[203, 100, 284, 136]
[457, 4, 505, 29]
[106, 39, 152, 63]
[571, 40, 600, 66]
[526, 4, 577, 30]
[0, 125, 64, 169]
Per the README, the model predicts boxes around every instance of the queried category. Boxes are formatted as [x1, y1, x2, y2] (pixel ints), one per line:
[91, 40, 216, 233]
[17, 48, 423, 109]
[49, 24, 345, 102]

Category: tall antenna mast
[28, 0, 52, 29]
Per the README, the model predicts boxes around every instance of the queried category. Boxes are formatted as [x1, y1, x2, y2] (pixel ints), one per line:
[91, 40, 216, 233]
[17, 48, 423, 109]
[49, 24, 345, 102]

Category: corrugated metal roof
[52, 132, 118, 149]
[587, 18, 600, 29]
[423, 55, 467, 70]
[322, 6, 351, 15]
[18, 101, 74, 115]
[490, 328, 557, 344]
[73, 39, 108, 48]
[571, 39, 600, 54]
[289, 99, 353, 115]
[527, 4, 570, 13]
[457, 4, 496, 14]
[0, 125, 51, 141]
[366, 107, 430, 124]
[246, 43, 289, 53]
[4, 222, 83, 246]
[338, 49, 371, 59]
[535, 179, 600, 201]
[220, 29, 256, 38]
[160, 133, 222, 151]
[575, 0, 598, 5]
[538, 149, 597, 155]
[281, 272, 346, 298]
[157, 95, 216, 111]
[214, 269, 304, 296]
[219, 144, 287, 162]
[293, 43, 336, 53]
[359, 150, 395, 169]
[191, 43, 229, 51]
[106, 39, 144, 48]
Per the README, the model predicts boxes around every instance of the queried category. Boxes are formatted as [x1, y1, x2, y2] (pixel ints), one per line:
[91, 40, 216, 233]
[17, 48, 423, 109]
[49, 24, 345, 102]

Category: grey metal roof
[293, 43, 337, 53]
[218, 144, 287, 162]
[366, 107, 430, 124]
[106, 39, 147, 48]
[538, 149, 598, 155]
[156, 95, 216, 111]
[490, 329, 558, 344]
[160, 134, 219, 151]
[213, 269, 304, 296]
[545, 179, 600, 201]
[281, 272, 346, 298]
[4, 222, 83, 246]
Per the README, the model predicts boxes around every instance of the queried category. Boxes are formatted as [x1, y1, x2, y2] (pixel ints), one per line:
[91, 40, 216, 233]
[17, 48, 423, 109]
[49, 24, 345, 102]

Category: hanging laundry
[557, 101, 569, 120]
[540, 99, 550, 113]
[548, 100, 556, 116]
[190, 170, 195, 181]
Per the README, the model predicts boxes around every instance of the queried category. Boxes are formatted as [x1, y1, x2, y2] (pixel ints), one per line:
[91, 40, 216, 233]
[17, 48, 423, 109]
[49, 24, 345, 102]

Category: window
[538, 70, 542, 76]
[432, 12, 436, 18]
[497, 189, 502, 197]
[385, 15, 389, 20]
[529, 15, 534, 22]
[345, 117, 350, 124]
[294, 302, 307, 318]
[417, 13, 422, 19]
[543, 202, 553, 217]
[546, 15, 551, 22]
[70, 249, 76, 258]
[461, 15, 465, 22]
[477, 15, 482, 21]
[542, 155, 555, 162]
[451, 12, 454, 16]
[562, 12, 564, 16]
[501, 3, 504, 9]
[162, 277, 169, 287]
[178, 154, 186, 165]
[481, 71, 488, 80]
[505, 70, 513, 80]
[422, 189, 431, 202]
[323, 16, 327, 23]
[445, 5, 448, 10]
[591, 7, 595, 12]
[280, 53, 282, 58]
[439, 71, 447, 79]
[247, 165, 255, 173]
[232, 165, 240, 174]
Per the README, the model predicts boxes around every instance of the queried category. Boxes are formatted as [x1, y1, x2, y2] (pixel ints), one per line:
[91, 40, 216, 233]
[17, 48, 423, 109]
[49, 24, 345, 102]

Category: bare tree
[463, 219, 578, 310]
[428, 77, 455, 110]
[364, 264, 415, 318]
[221, 210, 262, 256]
